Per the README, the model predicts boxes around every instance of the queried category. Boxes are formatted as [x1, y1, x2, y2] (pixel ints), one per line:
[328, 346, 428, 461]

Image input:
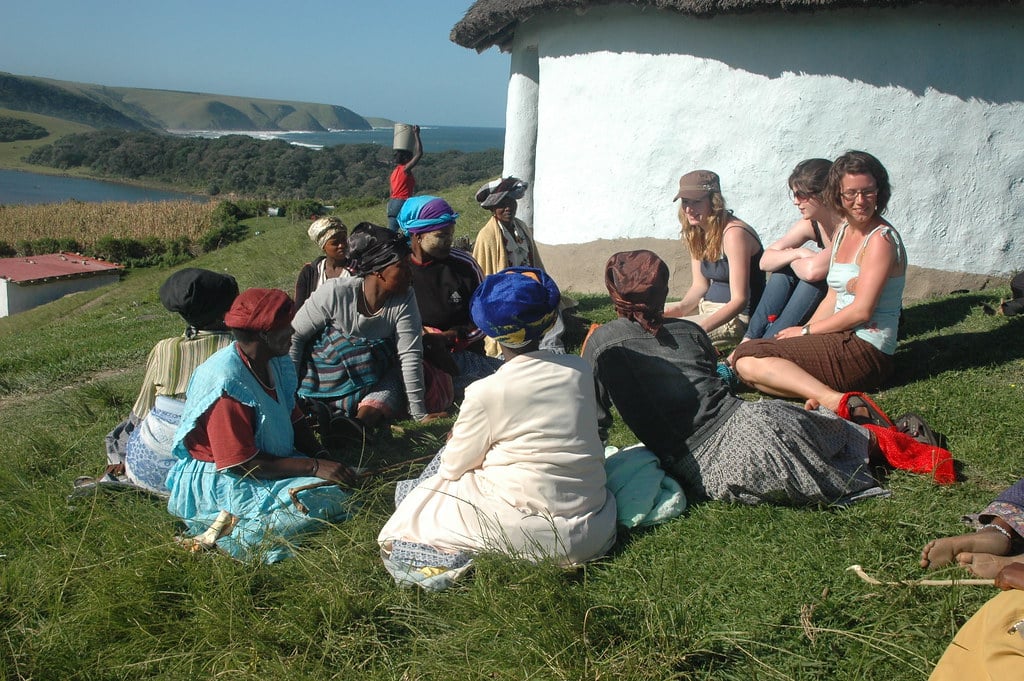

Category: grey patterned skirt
[679, 401, 887, 506]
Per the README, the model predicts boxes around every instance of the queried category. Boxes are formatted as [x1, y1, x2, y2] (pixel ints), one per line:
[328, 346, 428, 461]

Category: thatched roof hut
[454, 0, 1009, 50]
[450, 0, 1024, 278]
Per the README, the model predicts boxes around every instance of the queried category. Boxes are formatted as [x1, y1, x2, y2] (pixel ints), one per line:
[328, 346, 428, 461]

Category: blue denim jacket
[583, 318, 740, 475]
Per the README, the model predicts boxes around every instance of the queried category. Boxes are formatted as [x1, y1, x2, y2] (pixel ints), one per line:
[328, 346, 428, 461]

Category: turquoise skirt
[166, 455, 351, 563]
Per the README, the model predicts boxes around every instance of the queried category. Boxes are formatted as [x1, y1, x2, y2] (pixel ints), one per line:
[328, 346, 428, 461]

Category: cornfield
[0, 200, 216, 249]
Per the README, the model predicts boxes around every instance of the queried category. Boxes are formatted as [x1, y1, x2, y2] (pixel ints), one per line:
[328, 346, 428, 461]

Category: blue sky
[1, 1, 509, 127]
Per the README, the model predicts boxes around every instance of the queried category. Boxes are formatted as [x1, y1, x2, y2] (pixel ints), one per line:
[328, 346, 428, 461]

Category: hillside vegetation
[0, 73, 149, 130]
[0, 202, 1022, 678]
[23, 130, 503, 199]
[0, 71, 370, 133]
[0, 116, 48, 142]
[0, 108, 95, 171]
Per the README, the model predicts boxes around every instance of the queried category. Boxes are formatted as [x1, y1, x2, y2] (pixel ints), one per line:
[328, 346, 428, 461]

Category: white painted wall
[506, 4, 1024, 275]
[504, 45, 540, 227]
[0, 274, 120, 317]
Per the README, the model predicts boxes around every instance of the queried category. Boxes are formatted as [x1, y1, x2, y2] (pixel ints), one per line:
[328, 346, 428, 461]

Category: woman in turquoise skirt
[166, 288, 356, 563]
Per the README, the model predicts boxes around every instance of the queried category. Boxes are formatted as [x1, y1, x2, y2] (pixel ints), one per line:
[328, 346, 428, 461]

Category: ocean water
[182, 125, 505, 153]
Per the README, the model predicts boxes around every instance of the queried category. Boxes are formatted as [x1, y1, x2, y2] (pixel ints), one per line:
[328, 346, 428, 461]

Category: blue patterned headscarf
[397, 196, 459, 236]
[470, 267, 560, 348]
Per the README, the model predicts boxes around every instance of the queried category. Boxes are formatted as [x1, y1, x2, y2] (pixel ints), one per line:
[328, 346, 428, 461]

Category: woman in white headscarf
[294, 216, 351, 310]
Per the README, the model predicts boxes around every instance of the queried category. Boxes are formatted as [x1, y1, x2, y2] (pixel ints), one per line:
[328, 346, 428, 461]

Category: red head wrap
[223, 288, 294, 331]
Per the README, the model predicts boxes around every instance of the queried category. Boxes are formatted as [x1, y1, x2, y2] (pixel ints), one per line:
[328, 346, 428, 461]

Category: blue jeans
[387, 198, 406, 231]
[745, 268, 827, 339]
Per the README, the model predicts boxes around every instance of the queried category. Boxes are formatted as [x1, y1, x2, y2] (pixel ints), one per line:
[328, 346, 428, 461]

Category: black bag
[893, 412, 948, 450]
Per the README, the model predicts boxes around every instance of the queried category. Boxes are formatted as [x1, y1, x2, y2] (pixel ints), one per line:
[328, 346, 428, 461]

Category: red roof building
[0, 252, 123, 317]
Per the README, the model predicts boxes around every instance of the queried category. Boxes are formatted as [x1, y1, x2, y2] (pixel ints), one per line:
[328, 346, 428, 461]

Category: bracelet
[310, 458, 320, 477]
[980, 523, 1014, 542]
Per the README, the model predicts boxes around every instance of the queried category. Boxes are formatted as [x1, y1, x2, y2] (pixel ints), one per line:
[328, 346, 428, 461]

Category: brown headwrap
[604, 250, 669, 335]
[223, 288, 295, 331]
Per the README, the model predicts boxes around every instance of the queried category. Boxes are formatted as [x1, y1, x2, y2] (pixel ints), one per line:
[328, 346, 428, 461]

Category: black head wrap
[346, 222, 411, 276]
[159, 268, 239, 331]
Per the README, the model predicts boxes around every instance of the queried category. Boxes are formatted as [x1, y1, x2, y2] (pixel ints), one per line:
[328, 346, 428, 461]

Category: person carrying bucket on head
[388, 124, 422, 230]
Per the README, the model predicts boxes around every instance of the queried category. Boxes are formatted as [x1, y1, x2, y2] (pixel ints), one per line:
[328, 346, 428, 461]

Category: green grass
[1, 208, 1023, 679]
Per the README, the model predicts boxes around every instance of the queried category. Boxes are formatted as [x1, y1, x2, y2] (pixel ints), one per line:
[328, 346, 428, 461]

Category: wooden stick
[288, 481, 333, 514]
[847, 564, 995, 587]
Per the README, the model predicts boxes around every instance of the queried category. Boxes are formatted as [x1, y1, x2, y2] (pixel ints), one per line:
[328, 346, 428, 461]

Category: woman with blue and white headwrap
[378, 267, 616, 587]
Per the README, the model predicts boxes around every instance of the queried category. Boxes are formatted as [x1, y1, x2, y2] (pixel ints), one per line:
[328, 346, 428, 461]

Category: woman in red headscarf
[165, 288, 356, 563]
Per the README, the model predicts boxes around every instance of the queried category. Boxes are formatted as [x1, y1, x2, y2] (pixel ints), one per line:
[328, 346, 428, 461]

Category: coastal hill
[0, 71, 371, 133]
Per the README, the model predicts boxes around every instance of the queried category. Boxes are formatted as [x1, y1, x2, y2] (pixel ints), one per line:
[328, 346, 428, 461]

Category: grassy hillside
[0, 108, 95, 172]
[0, 72, 370, 134]
[0, 73, 149, 131]
[1, 200, 1023, 678]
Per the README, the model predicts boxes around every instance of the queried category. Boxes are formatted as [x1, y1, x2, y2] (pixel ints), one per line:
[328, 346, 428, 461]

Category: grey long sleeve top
[289, 276, 427, 419]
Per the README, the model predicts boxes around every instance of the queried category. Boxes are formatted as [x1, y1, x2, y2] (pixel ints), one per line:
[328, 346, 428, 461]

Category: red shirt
[390, 164, 415, 199]
[185, 393, 306, 471]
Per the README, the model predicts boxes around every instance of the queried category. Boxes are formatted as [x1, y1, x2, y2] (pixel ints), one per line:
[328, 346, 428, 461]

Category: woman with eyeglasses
[664, 169, 765, 348]
[730, 151, 907, 409]
[737, 159, 842, 342]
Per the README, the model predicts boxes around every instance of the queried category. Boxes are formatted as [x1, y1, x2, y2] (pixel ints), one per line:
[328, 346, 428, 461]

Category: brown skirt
[731, 330, 894, 393]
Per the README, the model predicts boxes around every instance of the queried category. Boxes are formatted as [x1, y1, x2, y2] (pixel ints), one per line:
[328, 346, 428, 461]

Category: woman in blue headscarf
[377, 267, 617, 587]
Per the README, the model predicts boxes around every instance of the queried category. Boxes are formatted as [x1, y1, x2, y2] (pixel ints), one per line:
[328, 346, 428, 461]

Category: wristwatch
[801, 324, 811, 336]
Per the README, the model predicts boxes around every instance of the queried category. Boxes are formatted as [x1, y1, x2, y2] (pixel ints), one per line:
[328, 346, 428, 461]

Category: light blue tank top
[173, 343, 298, 460]
[826, 223, 906, 355]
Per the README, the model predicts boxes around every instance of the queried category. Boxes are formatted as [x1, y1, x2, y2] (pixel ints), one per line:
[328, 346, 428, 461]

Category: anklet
[980, 523, 1014, 542]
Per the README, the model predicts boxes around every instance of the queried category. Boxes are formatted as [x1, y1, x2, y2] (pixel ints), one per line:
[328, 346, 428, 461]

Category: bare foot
[816, 390, 844, 413]
[804, 398, 821, 411]
[920, 531, 1012, 569]
[956, 552, 1024, 579]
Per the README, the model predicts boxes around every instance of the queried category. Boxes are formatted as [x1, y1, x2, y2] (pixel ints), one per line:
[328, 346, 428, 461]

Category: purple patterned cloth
[963, 478, 1024, 538]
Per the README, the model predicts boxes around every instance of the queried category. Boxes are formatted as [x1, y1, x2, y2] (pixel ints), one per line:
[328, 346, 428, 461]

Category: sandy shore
[537, 237, 1006, 303]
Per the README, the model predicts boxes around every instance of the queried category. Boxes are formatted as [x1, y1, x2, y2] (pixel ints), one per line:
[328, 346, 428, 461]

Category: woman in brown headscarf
[583, 250, 887, 507]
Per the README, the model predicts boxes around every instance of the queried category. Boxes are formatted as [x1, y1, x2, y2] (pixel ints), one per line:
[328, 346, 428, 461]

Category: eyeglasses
[840, 188, 878, 201]
[790, 190, 817, 201]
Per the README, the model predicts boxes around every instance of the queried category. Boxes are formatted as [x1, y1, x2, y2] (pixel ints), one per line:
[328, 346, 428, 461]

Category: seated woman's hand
[846, 276, 858, 294]
[423, 332, 453, 351]
[316, 459, 359, 486]
[774, 326, 805, 340]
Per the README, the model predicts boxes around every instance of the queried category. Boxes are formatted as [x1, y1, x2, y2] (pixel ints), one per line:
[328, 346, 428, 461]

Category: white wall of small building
[0, 274, 120, 317]
[503, 3, 1024, 275]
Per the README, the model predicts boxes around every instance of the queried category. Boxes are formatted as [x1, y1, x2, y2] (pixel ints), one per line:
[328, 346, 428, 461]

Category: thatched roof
[451, 0, 1016, 51]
